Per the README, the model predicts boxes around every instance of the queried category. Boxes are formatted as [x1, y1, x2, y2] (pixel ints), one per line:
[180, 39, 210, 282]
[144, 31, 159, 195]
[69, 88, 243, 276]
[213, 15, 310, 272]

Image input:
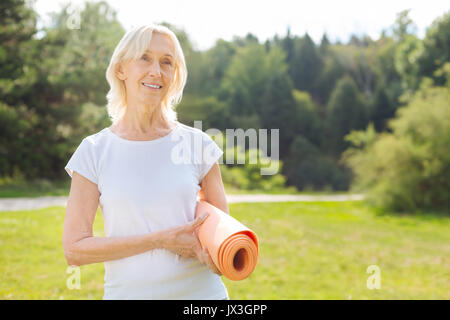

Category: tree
[218, 43, 268, 129]
[176, 94, 230, 130]
[324, 75, 369, 157]
[285, 136, 349, 191]
[292, 90, 323, 146]
[314, 47, 347, 108]
[40, 1, 124, 108]
[0, 0, 39, 179]
[259, 64, 297, 157]
[417, 11, 450, 87]
[391, 9, 418, 43]
[370, 85, 396, 132]
[1, 1, 126, 180]
[289, 34, 323, 99]
[371, 37, 403, 111]
[394, 34, 424, 94]
[342, 84, 450, 212]
[192, 39, 236, 97]
[281, 25, 295, 64]
[319, 33, 330, 55]
[0, 0, 37, 105]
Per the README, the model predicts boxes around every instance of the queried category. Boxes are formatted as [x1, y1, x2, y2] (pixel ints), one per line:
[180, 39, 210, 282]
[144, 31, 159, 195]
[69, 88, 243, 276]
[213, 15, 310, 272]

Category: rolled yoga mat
[194, 200, 259, 281]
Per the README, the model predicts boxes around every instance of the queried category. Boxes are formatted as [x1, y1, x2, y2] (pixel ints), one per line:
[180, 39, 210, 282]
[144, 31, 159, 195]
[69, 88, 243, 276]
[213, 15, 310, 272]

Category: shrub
[342, 83, 450, 212]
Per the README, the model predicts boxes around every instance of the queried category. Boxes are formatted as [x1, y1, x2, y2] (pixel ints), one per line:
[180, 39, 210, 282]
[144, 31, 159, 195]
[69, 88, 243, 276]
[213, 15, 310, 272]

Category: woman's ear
[116, 62, 127, 81]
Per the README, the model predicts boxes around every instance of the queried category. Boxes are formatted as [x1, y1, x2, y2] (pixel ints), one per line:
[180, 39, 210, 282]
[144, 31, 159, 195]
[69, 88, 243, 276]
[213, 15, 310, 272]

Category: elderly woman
[63, 24, 229, 300]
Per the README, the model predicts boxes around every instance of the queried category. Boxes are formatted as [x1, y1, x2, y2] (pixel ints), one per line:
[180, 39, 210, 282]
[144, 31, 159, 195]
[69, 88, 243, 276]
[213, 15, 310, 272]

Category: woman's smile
[142, 82, 163, 91]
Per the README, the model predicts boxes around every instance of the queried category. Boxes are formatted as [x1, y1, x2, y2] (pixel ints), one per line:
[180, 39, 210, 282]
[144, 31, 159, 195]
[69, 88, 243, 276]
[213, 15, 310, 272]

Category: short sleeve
[64, 138, 98, 185]
[197, 133, 224, 183]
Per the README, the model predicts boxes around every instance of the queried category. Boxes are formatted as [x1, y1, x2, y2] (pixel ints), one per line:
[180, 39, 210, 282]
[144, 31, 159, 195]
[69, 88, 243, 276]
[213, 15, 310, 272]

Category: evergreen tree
[319, 33, 330, 55]
[417, 11, 450, 87]
[289, 33, 323, 99]
[0, 0, 38, 179]
[285, 136, 349, 190]
[325, 76, 368, 157]
[259, 69, 297, 157]
[370, 85, 396, 132]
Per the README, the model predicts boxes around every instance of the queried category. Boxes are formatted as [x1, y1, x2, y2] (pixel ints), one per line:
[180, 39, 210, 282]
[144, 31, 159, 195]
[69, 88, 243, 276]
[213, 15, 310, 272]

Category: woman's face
[117, 32, 176, 107]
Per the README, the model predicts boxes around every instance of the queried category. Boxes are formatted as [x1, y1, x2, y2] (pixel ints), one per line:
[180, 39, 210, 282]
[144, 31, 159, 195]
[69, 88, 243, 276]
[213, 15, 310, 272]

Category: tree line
[1, 0, 448, 211]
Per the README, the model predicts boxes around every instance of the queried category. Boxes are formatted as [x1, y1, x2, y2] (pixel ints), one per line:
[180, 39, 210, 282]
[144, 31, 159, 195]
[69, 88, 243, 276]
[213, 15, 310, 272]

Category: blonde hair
[105, 24, 188, 125]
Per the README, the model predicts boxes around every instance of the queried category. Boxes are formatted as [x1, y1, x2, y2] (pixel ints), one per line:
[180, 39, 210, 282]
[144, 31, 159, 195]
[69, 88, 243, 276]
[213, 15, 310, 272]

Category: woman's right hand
[162, 212, 222, 276]
[162, 213, 210, 260]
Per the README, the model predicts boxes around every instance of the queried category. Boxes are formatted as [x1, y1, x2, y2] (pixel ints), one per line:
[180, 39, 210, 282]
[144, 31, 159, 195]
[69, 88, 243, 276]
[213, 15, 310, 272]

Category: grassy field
[0, 201, 448, 299]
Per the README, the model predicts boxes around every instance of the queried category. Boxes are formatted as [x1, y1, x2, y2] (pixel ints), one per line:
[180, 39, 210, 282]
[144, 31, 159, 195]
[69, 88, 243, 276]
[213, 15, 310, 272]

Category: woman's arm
[63, 171, 165, 266]
[63, 171, 207, 267]
[198, 162, 229, 214]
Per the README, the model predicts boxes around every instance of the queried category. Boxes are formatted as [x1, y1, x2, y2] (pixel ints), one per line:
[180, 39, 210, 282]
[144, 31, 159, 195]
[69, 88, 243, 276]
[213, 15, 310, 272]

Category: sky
[32, 0, 450, 51]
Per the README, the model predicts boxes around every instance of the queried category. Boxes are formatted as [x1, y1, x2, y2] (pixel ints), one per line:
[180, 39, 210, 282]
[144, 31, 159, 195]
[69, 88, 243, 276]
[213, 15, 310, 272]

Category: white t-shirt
[64, 121, 229, 300]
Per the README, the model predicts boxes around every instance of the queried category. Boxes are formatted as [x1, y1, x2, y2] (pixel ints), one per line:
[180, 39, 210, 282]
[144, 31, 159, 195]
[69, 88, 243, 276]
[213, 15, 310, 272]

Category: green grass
[0, 201, 448, 299]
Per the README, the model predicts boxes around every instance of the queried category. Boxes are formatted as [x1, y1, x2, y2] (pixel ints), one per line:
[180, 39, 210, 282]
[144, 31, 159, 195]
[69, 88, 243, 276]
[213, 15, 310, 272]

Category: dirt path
[0, 194, 364, 212]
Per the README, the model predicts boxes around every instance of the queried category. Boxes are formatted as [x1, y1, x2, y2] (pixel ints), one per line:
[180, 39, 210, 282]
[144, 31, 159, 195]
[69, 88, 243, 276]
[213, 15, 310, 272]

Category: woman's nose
[147, 60, 161, 77]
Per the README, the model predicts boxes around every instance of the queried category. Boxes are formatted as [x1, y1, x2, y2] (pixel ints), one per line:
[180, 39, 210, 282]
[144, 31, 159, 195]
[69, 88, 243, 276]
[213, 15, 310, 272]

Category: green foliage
[1, 1, 448, 197]
[325, 75, 369, 156]
[328, 44, 375, 98]
[75, 102, 112, 137]
[285, 136, 349, 191]
[292, 90, 323, 146]
[288, 34, 323, 98]
[0, 0, 37, 104]
[219, 43, 268, 125]
[176, 94, 230, 130]
[0, 102, 38, 178]
[219, 145, 287, 192]
[369, 85, 396, 132]
[188, 39, 236, 96]
[343, 85, 450, 212]
[391, 9, 418, 43]
[42, 1, 124, 106]
[0, 0, 39, 179]
[314, 48, 347, 107]
[0, 0, 124, 180]
[259, 53, 298, 155]
[418, 11, 450, 87]
[371, 37, 403, 110]
[394, 34, 424, 93]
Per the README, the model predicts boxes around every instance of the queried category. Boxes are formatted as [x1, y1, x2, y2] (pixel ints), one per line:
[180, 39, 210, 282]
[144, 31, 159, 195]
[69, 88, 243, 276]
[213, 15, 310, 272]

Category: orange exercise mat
[195, 200, 259, 281]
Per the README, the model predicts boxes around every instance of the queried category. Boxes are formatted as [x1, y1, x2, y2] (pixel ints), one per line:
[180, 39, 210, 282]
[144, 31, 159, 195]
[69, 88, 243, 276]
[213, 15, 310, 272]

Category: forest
[1, 0, 449, 212]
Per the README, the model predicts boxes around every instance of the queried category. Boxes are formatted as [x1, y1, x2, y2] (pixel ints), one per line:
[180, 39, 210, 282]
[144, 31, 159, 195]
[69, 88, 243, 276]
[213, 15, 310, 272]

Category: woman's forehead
[146, 33, 175, 57]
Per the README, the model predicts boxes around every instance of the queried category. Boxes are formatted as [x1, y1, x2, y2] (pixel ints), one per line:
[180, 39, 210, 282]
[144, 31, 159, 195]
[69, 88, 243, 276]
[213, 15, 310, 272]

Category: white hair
[105, 24, 188, 125]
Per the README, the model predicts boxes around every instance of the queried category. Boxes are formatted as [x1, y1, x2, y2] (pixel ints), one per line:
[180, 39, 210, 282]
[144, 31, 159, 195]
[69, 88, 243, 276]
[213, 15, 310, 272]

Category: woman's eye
[140, 55, 172, 65]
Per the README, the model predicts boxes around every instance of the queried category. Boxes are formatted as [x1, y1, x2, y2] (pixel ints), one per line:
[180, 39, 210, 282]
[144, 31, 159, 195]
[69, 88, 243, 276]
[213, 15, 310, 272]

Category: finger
[189, 213, 209, 229]
[195, 246, 206, 264]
